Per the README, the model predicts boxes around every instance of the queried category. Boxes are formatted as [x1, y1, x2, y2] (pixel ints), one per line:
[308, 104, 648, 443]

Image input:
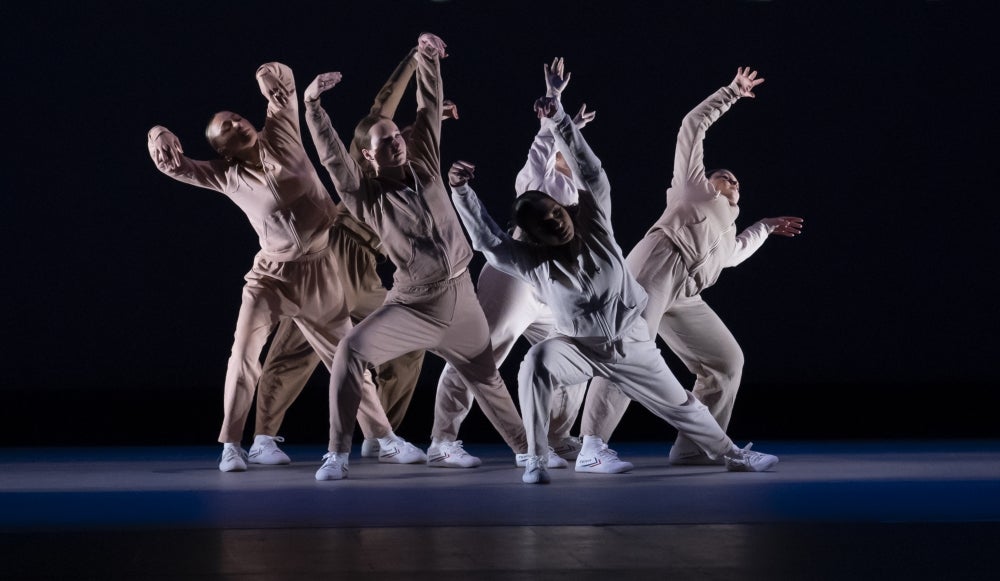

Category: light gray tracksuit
[451, 100, 734, 459]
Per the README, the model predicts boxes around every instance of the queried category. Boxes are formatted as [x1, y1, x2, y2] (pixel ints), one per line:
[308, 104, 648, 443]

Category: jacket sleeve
[514, 123, 579, 206]
[451, 184, 535, 283]
[147, 126, 228, 193]
[349, 48, 418, 161]
[405, 48, 443, 174]
[542, 100, 611, 216]
[304, 99, 368, 217]
[255, 62, 300, 143]
[671, 82, 742, 199]
[726, 220, 773, 267]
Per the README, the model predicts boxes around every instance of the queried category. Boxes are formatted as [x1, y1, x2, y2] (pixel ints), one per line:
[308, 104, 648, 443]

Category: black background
[3, 0, 997, 447]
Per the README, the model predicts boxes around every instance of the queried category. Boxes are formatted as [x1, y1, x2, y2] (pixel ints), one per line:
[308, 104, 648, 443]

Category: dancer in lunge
[147, 62, 421, 473]
[579, 67, 803, 470]
[448, 59, 779, 484]
[303, 33, 541, 481]
[248, 53, 459, 466]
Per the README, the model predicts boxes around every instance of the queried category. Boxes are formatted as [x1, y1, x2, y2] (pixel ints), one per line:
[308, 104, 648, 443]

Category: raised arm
[147, 125, 228, 192]
[255, 62, 300, 137]
[303, 73, 367, 211]
[672, 67, 764, 192]
[448, 161, 534, 281]
[406, 32, 447, 172]
[538, 95, 611, 215]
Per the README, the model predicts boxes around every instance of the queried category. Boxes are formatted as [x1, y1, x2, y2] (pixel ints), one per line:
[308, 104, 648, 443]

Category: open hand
[733, 66, 765, 98]
[304, 72, 343, 102]
[762, 216, 803, 237]
[545, 57, 571, 98]
[573, 103, 596, 129]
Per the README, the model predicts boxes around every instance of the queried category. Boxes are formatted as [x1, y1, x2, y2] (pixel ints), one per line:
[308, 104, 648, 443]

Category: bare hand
[762, 216, 803, 237]
[304, 72, 343, 102]
[418, 33, 448, 59]
[573, 103, 596, 129]
[544, 57, 571, 98]
[733, 66, 765, 98]
[148, 127, 183, 171]
[448, 160, 476, 187]
[534, 96, 558, 119]
[442, 99, 460, 121]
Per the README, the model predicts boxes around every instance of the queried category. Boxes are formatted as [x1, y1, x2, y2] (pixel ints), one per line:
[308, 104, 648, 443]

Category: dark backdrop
[2, 0, 997, 446]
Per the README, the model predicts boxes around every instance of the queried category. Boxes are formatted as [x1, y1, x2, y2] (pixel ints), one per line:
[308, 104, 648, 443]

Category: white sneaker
[378, 438, 427, 464]
[426, 440, 481, 468]
[248, 435, 291, 465]
[219, 444, 248, 472]
[360, 438, 380, 458]
[551, 436, 583, 460]
[521, 456, 551, 484]
[724, 443, 779, 472]
[516, 447, 568, 469]
[575, 440, 633, 474]
[315, 452, 349, 481]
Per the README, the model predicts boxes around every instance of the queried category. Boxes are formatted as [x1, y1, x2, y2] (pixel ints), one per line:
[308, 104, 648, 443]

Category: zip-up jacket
[647, 82, 772, 296]
[149, 62, 336, 261]
[452, 100, 647, 341]
[305, 48, 471, 289]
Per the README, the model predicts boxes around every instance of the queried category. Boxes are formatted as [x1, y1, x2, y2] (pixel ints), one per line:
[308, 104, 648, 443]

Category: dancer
[448, 59, 779, 484]
[147, 62, 422, 472]
[433, 59, 595, 463]
[303, 33, 541, 481]
[580, 67, 803, 469]
[248, 52, 459, 465]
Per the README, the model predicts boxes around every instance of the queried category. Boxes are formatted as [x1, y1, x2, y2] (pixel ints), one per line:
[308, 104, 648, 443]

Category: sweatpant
[581, 230, 744, 453]
[518, 319, 733, 458]
[254, 224, 425, 435]
[219, 245, 385, 444]
[434, 263, 586, 444]
[327, 271, 528, 454]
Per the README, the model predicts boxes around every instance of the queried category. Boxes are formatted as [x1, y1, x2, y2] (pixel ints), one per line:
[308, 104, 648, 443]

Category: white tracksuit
[581, 82, 776, 456]
[451, 100, 734, 459]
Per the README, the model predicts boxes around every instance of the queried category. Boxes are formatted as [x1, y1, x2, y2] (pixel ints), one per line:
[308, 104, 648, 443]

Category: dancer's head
[513, 190, 576, 247]
[707, 168, 740, 206]
[357, 117, 407, 173]
[205, 111, 258, 162]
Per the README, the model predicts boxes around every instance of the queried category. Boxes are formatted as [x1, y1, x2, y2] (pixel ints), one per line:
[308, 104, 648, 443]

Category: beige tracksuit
[253, 49, 430, 436]
[305, 47, 528, 454]
[581, 82, 775, 454]
[148, 62, 392, 445]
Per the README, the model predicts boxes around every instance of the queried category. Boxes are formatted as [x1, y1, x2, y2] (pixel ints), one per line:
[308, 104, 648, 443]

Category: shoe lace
[222, 446, 247, 462]
[443, 440, 470, 456]
[729, 443, 759, 463]
[595, 444, 621, 460]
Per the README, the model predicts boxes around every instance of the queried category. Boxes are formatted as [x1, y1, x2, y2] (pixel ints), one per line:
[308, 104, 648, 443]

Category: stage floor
[2, 440, 998, 579]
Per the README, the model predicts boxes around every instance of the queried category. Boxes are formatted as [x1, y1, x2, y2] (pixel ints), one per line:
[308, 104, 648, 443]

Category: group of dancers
[147, 32, 803, 484]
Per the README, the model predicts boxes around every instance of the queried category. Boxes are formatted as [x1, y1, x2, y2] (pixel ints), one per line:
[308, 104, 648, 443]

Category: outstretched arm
[672, 67, 764, 193]
[727, 216, 803, 267]
[304, 73, 367, 211]
[449, 161, 535, 281]
[407, 32, 447, 172]
[538, 93, 611, 215]
[515, 102, 593, 204]
[147, 125, 227, 191]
